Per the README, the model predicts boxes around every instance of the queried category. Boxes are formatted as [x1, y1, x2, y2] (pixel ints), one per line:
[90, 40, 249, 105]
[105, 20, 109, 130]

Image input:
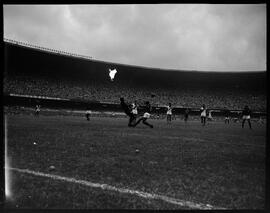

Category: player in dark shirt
[224, 108, 230, 124]
[120, 97, 136, 127]
[184, 108, 189, 123]
[242, 105, 252, 129]
[85, 108, 91, 121]
[131, 101, 153, 128]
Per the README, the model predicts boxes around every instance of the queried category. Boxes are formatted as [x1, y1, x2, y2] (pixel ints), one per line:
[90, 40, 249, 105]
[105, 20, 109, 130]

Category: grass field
[4, 112, 266, 209]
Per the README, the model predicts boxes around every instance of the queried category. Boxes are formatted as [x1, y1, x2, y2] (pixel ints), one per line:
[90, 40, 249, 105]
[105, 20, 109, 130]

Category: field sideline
[4, 113, 265, 209]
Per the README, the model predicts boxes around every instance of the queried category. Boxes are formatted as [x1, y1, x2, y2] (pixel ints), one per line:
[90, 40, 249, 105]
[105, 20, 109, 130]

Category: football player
[132, 101, 153, 128]
[242, 105, 252, 129]
[85, 108, 91, 121]
[131, 100, 138, 121]
[120, 97, 136, 127]
[224, 108, 230, 124]
[166, 103, 172, 124]
[184, 108, 189, 123]
[35, 104, 41, 117]
[200, 104, 207, 126]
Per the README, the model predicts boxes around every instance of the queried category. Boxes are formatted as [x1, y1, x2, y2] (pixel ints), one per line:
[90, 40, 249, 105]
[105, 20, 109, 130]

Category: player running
[131, 101, 154, 128]
[200, 104, 207, 126]
[242, 105, 252, 129]
[166, 103, 172, 124]
[120, 97, 136, 127]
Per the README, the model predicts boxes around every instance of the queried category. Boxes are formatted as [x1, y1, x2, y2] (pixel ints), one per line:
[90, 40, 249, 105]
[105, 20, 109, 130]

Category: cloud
[4, 4, 266, 71]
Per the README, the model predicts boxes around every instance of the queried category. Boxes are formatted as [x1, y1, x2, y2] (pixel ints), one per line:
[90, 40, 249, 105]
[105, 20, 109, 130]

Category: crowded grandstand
[3, 39, 266, 112]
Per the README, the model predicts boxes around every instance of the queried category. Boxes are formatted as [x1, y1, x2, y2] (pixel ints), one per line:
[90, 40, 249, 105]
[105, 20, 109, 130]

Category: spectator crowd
[4, 75, 266, 111]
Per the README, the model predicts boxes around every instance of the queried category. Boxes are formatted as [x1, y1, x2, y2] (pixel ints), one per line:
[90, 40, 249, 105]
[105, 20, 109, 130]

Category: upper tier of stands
[4, 39, 266, 111]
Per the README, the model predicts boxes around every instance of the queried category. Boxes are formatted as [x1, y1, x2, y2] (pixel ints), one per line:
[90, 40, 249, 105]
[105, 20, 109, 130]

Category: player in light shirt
[166, 103, 172, 124]
[200, 104, 207, 126]
[207, 110, 213, 121]
[131, 100, 138, 120]
[242, 105, 252, 129]
[132, 101, 153, 128]
[35, 104, 41, 117]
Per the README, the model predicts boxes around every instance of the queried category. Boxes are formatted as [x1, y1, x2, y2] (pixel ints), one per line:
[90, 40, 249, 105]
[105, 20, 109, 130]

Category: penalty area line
[6, 167, 225, 210]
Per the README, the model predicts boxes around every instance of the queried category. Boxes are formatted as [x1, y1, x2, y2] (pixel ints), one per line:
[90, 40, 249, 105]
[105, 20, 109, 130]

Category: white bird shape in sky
[109, 68, 117, 81]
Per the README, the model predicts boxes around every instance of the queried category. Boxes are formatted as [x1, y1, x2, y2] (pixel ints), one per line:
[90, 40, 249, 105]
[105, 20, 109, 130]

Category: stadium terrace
[3, 39, 266, 112]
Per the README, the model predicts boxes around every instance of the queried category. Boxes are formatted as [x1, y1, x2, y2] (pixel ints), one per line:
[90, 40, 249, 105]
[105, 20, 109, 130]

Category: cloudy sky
[4, 4, 266, 72]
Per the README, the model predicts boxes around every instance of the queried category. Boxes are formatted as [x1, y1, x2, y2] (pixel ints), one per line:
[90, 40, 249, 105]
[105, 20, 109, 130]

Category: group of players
[35, 98, 253, 130]
[120, 97, 153, 128]
[119, 98, 253, 129]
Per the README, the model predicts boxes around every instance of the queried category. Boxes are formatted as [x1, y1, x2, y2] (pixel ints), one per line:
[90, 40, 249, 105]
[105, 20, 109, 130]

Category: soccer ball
[135, 149, 140, 153]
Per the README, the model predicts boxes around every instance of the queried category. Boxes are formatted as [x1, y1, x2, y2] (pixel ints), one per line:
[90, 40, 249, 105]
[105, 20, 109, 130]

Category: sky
[3, 4, 266, 72]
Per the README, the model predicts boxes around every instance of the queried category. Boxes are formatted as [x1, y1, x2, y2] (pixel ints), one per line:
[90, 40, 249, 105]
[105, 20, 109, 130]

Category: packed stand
[4, 75, 266, 111]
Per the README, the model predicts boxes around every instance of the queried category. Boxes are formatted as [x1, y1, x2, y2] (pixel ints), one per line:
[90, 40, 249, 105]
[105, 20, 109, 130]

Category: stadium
[3, 37, 266, 209]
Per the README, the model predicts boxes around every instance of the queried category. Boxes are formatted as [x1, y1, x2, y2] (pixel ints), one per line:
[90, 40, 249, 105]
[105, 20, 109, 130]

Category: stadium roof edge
[4, 38, 266, 74]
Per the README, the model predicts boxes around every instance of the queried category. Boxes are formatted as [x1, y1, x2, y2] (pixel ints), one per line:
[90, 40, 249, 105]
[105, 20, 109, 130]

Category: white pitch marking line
[7, 167, 225, 210]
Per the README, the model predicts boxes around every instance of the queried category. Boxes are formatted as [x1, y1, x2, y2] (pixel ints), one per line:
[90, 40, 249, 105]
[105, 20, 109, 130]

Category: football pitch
[4, 113, 266, 209]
